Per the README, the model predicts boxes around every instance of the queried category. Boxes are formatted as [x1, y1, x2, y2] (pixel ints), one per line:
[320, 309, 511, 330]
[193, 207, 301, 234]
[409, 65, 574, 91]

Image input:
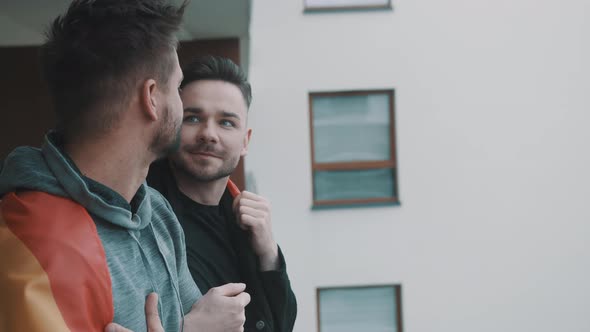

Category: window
[304, 0, 392, 12]
[309, 90, 398, 207]
[317, 285, 403, 332]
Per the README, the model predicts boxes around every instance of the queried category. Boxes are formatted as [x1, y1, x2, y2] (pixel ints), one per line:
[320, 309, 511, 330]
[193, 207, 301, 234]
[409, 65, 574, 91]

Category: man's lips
[188, 151, 222, 159]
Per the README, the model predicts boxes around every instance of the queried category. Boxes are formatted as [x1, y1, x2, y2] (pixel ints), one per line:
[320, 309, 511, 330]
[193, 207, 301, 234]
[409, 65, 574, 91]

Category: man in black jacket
[147, 55, 297, 332]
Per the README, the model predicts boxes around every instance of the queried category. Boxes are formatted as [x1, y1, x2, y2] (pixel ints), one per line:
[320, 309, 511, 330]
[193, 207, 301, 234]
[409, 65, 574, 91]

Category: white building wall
[246, 0, 590, 331]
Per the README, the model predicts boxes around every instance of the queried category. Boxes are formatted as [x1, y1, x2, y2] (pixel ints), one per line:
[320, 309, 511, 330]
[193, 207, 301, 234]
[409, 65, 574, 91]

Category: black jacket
[147, 160, 297, 332]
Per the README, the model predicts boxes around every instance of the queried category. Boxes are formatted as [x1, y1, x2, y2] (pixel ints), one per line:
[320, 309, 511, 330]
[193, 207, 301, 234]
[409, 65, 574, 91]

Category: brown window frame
[316, 284, 404, 332]
[309, 89, 399, 207]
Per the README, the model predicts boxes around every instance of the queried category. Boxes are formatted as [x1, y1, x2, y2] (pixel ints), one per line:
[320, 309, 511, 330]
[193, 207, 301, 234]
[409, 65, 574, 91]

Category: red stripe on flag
[2, 191, 114, 331]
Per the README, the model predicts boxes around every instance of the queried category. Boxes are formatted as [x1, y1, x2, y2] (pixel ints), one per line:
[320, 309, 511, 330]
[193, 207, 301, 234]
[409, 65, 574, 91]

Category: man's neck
[170, 164, 227, 206]
[64, 134, 151, 203]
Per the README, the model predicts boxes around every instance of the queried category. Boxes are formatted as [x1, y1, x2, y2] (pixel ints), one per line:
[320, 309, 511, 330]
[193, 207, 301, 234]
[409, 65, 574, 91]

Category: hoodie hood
[0, 134, 152, 230]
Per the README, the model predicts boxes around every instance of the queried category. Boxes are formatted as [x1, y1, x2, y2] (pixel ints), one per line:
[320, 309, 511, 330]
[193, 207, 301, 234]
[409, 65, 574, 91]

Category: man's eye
[184, 116, 199, 123]
[220, 120, 235, 127]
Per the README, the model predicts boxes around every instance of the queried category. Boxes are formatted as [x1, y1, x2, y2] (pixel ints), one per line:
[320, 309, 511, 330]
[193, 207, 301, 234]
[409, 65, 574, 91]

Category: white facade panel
[247, 0, 590, 331]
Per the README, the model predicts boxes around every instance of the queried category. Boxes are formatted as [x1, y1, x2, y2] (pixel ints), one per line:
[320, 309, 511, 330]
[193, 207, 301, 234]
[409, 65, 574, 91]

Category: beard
[150, 105, 182, 158]
[170, 143, 241, 182]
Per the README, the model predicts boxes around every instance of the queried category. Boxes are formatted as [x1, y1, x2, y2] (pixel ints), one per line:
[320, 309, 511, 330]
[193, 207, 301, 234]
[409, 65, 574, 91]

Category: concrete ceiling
[0, 0, 250, 46]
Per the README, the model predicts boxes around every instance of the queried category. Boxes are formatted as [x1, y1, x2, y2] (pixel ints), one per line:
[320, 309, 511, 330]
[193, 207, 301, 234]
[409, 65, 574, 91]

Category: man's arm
[107, 286, 251, 332]
[233, 191, 298, 332]
[258, 247, 298, 332]
[232, 191, 279, 270]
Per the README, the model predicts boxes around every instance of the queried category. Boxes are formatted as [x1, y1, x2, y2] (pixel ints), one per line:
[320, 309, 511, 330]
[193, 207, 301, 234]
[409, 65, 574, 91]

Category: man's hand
[104, 293, 163, 332]
[183, 283, 251, 332]
[233, 191, 279, 271]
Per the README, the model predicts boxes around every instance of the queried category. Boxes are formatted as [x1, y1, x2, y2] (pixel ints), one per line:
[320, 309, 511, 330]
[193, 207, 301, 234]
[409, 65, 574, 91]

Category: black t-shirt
[174, 190, 242, 291]
[146, 159, 242, 292]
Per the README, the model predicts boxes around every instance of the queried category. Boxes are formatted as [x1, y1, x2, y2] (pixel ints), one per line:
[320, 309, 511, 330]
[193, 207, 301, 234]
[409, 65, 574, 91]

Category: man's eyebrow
[183, 107, 202, 113]
[182, 108, 242, 120]
[220, 111, 241, 120]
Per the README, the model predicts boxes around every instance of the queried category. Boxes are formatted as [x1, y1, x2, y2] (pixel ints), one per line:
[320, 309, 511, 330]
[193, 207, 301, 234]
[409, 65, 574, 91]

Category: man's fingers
[239, 206, 267, 219]
[145, 293, 164, 332]
[234, 199, 270, 222]
[105, 323, 132, 332]
[237, 221, 249, 231]
[238, 214, 259, 228]
[233, 193, 268, 209]
[212, 282, 247, 297]
[234, 291, 251, 307]
[238, 198, 268, 210]
[240, 191, 263, 201]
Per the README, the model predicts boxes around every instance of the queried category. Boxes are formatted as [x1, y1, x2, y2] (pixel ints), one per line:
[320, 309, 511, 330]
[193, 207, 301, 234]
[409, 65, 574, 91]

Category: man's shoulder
[0, 191, 108, 271]
[0, 191, 114, 330]
[145, 185, 178, 221]
[1, 191, 90, 229]
[144, 185, 185, 234]
[146, 184, 169, 204]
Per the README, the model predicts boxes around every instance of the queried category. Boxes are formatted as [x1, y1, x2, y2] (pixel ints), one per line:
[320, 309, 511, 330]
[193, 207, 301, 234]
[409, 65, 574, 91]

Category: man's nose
[197, 121, 218, 143]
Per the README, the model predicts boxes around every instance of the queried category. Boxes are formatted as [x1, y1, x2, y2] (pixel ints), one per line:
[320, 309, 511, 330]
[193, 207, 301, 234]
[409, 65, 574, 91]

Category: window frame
[308, 89, 399, 207]
[303, 0, 392, 12]
[316, 284, 404, 332]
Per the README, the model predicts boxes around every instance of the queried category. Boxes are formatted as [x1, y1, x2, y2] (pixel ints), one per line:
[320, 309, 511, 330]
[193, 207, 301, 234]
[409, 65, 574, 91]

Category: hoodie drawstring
[147, 223, 186, 331]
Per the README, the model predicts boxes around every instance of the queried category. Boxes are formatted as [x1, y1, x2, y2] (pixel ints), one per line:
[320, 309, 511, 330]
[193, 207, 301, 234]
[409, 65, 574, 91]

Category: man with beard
[0, 1, 250, 331]
[147, 56, 298, 332]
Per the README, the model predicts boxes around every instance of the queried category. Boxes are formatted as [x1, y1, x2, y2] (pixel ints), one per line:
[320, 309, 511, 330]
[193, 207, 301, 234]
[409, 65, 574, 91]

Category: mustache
[184, 143, 222, 155]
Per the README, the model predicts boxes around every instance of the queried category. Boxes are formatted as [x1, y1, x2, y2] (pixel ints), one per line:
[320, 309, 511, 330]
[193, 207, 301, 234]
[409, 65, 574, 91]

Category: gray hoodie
[0, 133, 201, 331]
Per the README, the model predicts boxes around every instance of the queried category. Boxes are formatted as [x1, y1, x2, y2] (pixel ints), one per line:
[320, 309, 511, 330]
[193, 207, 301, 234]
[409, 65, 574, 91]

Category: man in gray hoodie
[0, 1, 249, 331]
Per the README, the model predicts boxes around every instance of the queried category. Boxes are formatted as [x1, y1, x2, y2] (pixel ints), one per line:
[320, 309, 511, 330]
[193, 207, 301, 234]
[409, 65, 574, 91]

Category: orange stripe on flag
[0, 214, 71, 331]
[0, 192, 114, 332]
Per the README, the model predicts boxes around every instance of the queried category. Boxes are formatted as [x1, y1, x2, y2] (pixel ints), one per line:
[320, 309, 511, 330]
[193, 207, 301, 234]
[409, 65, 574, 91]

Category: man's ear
[140, 79, 158, 121]
[240, 128, 252, 157]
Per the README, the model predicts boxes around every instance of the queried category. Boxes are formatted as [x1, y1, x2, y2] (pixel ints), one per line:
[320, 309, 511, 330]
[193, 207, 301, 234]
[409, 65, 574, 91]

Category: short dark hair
[181, 55, 252, 108]
[40, 0, 187, 141]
